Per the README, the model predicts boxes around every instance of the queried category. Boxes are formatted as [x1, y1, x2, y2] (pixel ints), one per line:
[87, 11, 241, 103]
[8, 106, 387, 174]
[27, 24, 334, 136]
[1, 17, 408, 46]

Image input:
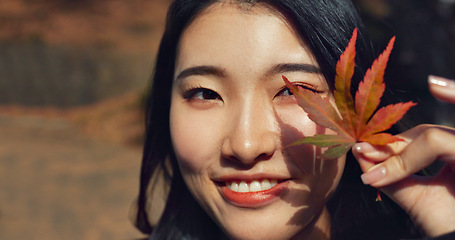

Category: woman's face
[170, 3, 346, 240]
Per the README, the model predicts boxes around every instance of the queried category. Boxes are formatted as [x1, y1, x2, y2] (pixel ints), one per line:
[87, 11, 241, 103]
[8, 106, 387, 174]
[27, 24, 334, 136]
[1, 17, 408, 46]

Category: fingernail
[361, 165, 387, 185]
[353, 142, 375, 153]
[428, 75, 455, 88]
[354, 142, 384, 159]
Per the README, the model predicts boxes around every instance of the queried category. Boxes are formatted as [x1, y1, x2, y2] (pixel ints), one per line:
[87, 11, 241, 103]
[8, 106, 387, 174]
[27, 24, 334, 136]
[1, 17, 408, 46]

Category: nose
[221, 96, 277, 165]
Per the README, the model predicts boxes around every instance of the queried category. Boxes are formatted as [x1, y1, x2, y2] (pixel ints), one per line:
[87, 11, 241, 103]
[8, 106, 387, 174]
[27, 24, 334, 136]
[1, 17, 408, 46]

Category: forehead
[181, 2, 298, 45]
[190, 2, 291, 28]
[175, 3, 319, 75]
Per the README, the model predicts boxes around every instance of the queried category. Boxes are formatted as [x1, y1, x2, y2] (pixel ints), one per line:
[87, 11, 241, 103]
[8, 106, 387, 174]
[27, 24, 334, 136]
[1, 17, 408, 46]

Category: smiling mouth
[218, 179, 290, 208]
[225, 179, 280, 193]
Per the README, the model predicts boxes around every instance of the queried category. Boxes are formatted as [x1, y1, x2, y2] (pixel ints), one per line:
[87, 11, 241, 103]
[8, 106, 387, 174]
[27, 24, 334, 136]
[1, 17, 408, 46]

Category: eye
[183, 87, 222, 101]
[276, 87, 294, 96]
[276, 83, 323, 97]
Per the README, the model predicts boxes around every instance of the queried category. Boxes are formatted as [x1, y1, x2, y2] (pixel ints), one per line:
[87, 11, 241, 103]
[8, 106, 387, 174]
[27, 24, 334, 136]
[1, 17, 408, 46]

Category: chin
[223, 224, 301, 240]
[211, 200, 324, 240]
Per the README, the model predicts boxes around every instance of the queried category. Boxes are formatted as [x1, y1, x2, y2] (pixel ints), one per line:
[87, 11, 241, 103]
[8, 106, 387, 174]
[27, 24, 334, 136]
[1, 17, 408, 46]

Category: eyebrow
[267, 63, 321, 76]
[175, 65, 226, 82]
[175, 63, 321, 82]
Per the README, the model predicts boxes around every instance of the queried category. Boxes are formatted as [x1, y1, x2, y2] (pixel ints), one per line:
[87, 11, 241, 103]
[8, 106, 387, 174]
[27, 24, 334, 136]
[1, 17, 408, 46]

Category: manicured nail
[354, 142, 389, 159]
[428, 75, 455, 88]
[361, 165, 386, 185]
[353, 142, 375, 154]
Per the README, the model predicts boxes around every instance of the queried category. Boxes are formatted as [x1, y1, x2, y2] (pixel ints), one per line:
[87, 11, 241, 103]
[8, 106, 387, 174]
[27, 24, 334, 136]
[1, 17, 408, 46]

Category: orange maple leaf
[284, 28, 416, 159]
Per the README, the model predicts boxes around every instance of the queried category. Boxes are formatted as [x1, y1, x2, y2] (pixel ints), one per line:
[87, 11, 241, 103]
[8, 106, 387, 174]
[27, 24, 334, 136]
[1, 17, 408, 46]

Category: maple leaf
[284, 28, 416, 160]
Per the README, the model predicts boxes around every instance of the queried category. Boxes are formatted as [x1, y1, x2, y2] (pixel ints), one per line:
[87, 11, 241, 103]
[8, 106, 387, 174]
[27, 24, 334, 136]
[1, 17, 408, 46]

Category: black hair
[135, 0, 418, 239]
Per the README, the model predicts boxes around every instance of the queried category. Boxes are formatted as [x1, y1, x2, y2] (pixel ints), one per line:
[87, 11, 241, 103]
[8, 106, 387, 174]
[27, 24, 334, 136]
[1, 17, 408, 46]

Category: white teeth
[270, 179, 277, 187]
[226, 179, 281, 193]
[230, 182, 239, 192]
[249, 180, 261, 192]
[261, 179, 271, 190]
[238, 181, 249, 192]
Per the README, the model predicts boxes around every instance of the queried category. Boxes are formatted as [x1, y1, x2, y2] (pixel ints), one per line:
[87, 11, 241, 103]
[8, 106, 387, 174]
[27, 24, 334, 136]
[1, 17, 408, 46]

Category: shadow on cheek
[277, 117, 342, 229]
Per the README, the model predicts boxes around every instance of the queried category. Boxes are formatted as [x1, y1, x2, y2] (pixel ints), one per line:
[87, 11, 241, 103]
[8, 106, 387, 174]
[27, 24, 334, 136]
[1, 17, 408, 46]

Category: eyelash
[181, 82, 323, 101]
[182, 85, 221, 101]
[277, 82, 323, 96]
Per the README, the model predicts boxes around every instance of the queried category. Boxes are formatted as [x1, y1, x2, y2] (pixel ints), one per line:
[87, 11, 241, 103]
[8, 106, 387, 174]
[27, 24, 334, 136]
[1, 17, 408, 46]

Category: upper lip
[212, 173, 291, 183]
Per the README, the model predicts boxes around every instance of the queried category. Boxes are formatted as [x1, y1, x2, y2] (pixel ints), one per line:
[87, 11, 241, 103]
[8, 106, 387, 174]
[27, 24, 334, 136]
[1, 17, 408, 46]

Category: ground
[0, 0, 171, 239]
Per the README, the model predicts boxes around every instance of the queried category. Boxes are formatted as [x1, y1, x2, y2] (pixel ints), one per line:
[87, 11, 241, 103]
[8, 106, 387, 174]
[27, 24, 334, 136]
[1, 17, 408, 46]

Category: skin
[169, 3, 345, 240]
[353, 76, 455, 237]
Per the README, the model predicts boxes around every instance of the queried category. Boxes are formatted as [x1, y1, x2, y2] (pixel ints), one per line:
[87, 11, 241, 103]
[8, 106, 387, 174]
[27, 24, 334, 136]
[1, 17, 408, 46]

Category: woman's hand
[428, 75, 455, 103]
[352, 76, 455, 237]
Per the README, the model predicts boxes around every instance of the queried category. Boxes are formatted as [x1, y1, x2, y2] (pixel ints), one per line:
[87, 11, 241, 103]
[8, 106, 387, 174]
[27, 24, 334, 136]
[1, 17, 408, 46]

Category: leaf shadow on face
[277, 116, 342, 237]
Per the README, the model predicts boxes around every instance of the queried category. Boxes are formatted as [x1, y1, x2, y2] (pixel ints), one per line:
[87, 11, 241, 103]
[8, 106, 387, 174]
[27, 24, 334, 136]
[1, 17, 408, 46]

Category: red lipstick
[220, 180, 289, 208]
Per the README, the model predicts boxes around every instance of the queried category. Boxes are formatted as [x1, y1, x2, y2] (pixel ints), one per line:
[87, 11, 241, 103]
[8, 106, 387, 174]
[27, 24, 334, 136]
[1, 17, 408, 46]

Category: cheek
[169, 103, 222, 174]
[312, 155, 346, 199]
[276, 104, 331, 146]
[277, 105, 345, 196]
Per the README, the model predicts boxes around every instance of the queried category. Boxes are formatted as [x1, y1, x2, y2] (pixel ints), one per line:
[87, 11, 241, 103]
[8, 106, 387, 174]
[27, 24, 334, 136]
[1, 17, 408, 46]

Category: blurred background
[0, 0, 170, 239]
[0, 0, 454, 239]
[352, 0, 455, 127]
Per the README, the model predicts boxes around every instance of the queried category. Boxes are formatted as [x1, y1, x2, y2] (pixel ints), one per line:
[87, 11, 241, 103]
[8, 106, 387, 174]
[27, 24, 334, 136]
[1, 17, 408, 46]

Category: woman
[135, 0, 455, 239]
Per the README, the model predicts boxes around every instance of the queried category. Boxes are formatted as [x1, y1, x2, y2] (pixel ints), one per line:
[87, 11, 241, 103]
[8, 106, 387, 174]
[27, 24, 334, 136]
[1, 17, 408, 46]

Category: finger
[354, 124, 450, 172]
[352, 139, 410, 174]
[352, 142, 394, 172]
[360, 126, 455, 187]
[354, 125, 452, 177]
[352, 141, 404, 161]
[428, 75, 455, 104]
